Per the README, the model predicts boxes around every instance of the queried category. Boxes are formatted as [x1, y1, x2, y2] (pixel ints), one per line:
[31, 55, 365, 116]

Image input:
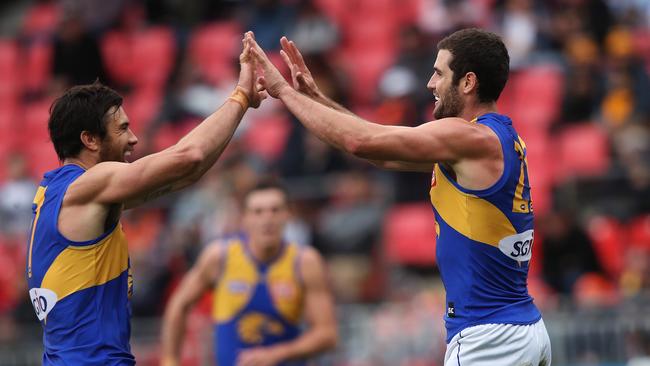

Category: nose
[427, 74, 436, 92]
[129, 129, 138, 146]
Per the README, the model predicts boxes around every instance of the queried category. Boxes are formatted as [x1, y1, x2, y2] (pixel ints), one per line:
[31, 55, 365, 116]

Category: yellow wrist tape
[228, 86, 250, 111]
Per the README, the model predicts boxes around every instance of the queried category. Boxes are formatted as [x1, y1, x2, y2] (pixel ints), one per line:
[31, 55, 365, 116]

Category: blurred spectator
[51, 12, 108, 92]
[558, 33, 603, 125]
[246, 0, 296, 51]
[0, 153, 37, 242]
[289, 0, 339, 55]
[494, 0, 540, 69]
[314, 172, 385, 301]
[540, 211, 604, 294]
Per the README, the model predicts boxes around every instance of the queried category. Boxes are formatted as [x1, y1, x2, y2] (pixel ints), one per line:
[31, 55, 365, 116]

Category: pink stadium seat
[384, 203, 437, 266]
[26, 141, 60, 178]
[573, 272, 619, 307]
[511, 66, 564, 130]
[314, 0, 348, 25]
[121, 88, 162, 136]
[21, 2, 59, 38]
[22, 99, 52, 145]
[243, 114, 291, 162]
[101, 27, 176, 88]
[587, 216, 624, 278]
[340, 48, 395, 104]
[189, 22, 241, 85]
[0, 40, 21, 99]
[628, 214, 650, 250]
[101, 31, 133, 86]
[23, 41, 53, 93]
[555, 123, 609, 180]
[131, 27, 176, 88]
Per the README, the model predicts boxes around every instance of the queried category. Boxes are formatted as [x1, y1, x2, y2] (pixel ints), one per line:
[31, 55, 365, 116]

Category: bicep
[356, 119, 497, 164]
[73, 146, 201, 206]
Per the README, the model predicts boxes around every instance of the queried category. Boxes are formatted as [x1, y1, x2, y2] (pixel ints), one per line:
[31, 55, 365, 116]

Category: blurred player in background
[161, 179, 337, 366]
[25, 37, 264, 365]
[249, 28, 552, 366]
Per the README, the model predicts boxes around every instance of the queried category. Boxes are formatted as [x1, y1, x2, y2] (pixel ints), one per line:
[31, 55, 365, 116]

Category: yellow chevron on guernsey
[41, 225, 129, 301]
[430, 164, 517, 247]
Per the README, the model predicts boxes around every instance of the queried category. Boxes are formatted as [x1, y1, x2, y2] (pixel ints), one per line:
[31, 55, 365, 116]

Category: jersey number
[512, 137, 532, 213]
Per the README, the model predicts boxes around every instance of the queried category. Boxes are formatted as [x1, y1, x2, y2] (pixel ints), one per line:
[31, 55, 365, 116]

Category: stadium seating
[0, 40, 21, 99]
[384, 203, 437, 266]
[555, 123, 610, 181]
[628, 214, 650, 251]
[189, 21, 242, 86]
[587, 216, 625, 278]
[23, 40, 53, 93]
[243, 114, 291, 162]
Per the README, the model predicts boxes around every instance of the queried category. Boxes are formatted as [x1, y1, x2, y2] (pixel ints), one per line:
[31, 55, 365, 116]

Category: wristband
[228, 86, 250, 111]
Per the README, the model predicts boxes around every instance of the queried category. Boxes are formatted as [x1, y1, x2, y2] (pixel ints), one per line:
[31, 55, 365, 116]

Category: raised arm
[67, 35, 264, 209]
[250, 34, 496, 166]
[237, 248, 337, 366]
[161, 243, 223, 366]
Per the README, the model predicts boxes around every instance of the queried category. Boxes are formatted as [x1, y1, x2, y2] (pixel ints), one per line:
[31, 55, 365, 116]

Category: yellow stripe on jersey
[213, 241, 259, 322]
[267, 244, 303, 324]
[41, 225, 129, 301]
[28, 186, 47, 278]
[429, 164, 517, 247]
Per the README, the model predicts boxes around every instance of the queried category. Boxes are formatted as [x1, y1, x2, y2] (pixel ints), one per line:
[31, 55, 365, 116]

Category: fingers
[289, 40, 307, 70]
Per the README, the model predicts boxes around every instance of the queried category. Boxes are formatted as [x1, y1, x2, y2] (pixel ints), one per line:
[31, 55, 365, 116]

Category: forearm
[279, 87, 382, 154]
[312, 91, 354, 116]
[160, 303, 190, 366]
[176, 97, 245, 173]
[271, 327, 337, 363]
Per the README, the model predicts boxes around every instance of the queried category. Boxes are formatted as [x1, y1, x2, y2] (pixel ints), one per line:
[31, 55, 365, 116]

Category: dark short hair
[437, 28, 510, 103]
[48, 81, 123, 161]
[244, 178, 290, 206]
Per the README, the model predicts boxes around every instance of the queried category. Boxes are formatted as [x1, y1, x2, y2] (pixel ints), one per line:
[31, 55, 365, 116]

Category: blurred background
[0, 0, 649, 365]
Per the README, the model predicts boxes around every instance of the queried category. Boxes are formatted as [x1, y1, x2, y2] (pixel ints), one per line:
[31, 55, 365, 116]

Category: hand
[246, 32, 292, 99]
[237, 32, 266, 108]
[280, 37, 321, 98]
[236, 347, 283, 366]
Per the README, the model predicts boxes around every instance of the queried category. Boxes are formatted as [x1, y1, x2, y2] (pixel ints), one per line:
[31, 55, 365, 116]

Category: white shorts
[444, 319, 552, 366]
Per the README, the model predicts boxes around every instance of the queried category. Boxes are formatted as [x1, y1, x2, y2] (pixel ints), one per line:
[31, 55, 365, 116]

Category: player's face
[428, 49, 465, 119]
[99, 106, 138, 163]
[243, 189, 289, 247]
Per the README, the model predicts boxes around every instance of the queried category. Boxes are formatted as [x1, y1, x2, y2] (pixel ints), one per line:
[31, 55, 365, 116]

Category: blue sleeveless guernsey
[429, 113, 541, 343]
[212, 237, 305, 366]
[26, 164, 134, 365]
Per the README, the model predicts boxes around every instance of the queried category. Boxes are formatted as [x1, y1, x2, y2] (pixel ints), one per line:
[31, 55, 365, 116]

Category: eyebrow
[434, 67, 442, 74]
[119, 121, 130, 128]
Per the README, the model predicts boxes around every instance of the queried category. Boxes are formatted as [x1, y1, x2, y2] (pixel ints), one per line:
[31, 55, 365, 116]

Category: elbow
[323, 327, 339, 351]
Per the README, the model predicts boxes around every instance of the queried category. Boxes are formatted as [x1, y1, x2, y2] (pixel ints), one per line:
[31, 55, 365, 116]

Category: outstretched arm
[161, 243, 223, 366]
[262, 35, 494, 167]
[67, 35, 265, 210]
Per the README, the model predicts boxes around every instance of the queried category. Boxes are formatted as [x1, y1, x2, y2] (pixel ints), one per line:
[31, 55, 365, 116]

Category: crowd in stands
[1, 0, 650, 361]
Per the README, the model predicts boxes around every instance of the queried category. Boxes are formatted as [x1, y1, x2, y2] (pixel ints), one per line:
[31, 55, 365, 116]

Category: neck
[63, 152, 98, 170]
[248, 238, 283, 263]
[460, 101, 498, 122]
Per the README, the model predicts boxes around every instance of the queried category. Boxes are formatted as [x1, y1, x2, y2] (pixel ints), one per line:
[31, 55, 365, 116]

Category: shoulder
[199, 240, 227, 265]
[298, 246, 327, 282]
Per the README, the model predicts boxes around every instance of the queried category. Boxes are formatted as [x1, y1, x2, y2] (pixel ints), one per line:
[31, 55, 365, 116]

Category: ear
[462, 72, 478, 95]
[80, 131, 101, 152]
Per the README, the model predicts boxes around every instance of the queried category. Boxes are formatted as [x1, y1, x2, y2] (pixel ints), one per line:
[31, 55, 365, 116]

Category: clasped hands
[236, 31, 322, 108]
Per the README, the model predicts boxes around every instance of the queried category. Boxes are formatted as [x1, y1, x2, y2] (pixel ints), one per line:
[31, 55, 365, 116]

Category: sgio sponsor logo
[29, 288, 58, 321]
[498, 230, 534, 262]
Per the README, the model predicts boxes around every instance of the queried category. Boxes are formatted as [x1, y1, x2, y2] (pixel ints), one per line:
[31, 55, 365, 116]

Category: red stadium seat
[339, 48, 395, 104]
[243, 114, 291, 162]
[189, 22, 242, 85]
[384, 203, 437, 266]
[22, 99, 52, 145]
[555, 123, 610, 181]
[510, 66, 564, 130]
[573, 272, 620, 307]
[101, 31, 133, 86]
[25, 141, 60, 178]
[23, 41, 53, 93]
[21, 2, 60, 38]
[314, 0, 348, 25]
[587, 216, 625, 278]
[131, 27, 176, 88]
[0, 40, 22, 99]
[122, 88, 163, 136]
[628, 214, 650, 251]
